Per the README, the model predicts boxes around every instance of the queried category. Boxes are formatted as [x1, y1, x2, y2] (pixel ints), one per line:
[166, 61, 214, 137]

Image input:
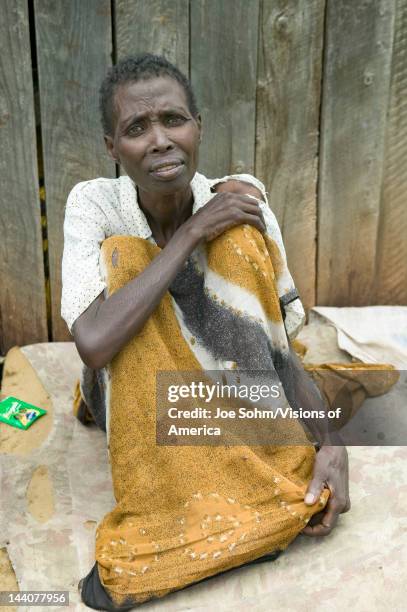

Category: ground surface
[0, 333, 406, 611]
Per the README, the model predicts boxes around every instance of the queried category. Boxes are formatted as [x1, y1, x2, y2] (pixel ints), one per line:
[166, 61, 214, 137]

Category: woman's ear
[104, 135, 119, 163]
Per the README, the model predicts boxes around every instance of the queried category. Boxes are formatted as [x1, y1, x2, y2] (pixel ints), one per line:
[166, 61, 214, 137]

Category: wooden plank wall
[190, 0, 259, 178]
[34, 0, 115, 341]
[256, 0, 325, 310]
[1, 0, 406, 352]
[115, 0, 189, 71]
[375, 0, 407, 304]
[0, 0, 48, 355]
[318, 0, 396, 306]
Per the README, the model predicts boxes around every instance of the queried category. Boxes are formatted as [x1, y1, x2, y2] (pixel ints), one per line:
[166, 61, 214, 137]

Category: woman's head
[99, 54, 202, 195]
[100, 54, 199, 136]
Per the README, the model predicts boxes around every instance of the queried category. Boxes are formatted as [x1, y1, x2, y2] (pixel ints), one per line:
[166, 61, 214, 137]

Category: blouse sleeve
[208, 173, 306, 340]
[61, 182, 109, 335]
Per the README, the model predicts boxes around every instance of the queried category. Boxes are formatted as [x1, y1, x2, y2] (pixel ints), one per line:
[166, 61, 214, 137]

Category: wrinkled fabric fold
[81, 551, 282, 610]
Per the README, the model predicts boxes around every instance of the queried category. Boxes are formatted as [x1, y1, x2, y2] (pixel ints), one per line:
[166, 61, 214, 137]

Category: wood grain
[256, 0, 325, 311]
[115, 0, 189, 72]
[34, 0, 114, 340]
[190, 0, 259, 177]
[0, 0, 47, 354]
[2, 0, 407, 352]
[317, 0, 396, 306]
[375, 0, 407, 304]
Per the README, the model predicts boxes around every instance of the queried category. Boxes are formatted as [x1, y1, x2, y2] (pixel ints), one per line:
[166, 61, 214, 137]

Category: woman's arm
[72, 189, 266, 370]
[284, 344, 351, 535]
[73, 223, 199, 369]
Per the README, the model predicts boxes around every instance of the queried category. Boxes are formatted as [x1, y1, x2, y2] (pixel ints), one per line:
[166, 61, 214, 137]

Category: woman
[61, 54, 349, 610]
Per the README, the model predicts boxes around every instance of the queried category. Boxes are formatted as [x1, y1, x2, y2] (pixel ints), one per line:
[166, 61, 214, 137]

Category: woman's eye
[165, 115, 185, 126]
[128, 124, 144, 136]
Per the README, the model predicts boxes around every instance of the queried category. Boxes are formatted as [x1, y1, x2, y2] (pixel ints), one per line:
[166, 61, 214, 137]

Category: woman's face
[105, 76, 202, 195]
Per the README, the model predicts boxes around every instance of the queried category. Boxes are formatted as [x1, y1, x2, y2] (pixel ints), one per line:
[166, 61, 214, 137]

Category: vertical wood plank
[115, 0, 189, 72]
[190, 0, 259, 177]
[317, 0, 396, 306]
[34, 0, 114, 341]
[0, 0, 48, 354]
[256, 0, 325, 311]
[375, 0, 407, 304]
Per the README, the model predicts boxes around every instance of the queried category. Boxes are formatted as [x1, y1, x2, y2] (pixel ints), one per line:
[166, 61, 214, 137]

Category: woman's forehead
[113, 77, 189, 121]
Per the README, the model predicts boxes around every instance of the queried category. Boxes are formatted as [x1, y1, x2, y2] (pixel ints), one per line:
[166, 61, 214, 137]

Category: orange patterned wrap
[93, 226, 329, 606]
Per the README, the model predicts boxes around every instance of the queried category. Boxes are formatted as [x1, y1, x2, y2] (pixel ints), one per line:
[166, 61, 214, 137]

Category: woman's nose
[148, 124, 174, 153]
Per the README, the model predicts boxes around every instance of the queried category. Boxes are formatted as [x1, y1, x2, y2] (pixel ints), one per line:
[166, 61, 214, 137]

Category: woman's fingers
[212, 180, 264, 202]
[302, 495, 341, 536]
[229, 196, 266, 231]
[193, 192, 267, 242]
[302, 446, 350, 537]
[206, 199, 266, 239]
[320, 496, 344, 529]
[302, 521, 335, 537]
[239, 211, 266, 234]
[304, 463, 326, 506]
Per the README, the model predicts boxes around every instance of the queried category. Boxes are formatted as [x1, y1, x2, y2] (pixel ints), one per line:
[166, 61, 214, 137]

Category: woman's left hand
[213, 179, 264, 201]
[302, 445, 351, 536]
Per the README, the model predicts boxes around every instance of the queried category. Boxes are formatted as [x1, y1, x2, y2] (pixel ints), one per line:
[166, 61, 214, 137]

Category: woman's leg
[79, 550, 282, 611]
[75, 364, 107, 432]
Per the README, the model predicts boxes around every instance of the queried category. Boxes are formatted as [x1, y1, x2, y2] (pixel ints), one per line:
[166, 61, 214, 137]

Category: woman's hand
[184, 188, 266, 243]
[302, 445, 351, 536]
[212, 179, 264, 201]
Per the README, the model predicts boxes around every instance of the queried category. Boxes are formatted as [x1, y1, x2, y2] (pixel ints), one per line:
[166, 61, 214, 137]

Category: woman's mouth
[149, 162, 184, 180]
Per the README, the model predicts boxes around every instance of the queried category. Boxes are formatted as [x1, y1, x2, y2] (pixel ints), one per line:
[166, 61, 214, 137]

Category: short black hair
[99, 53, 199, 136]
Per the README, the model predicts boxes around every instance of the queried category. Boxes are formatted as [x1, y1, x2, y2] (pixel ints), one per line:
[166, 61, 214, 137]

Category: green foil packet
[0, 396, 47, 430]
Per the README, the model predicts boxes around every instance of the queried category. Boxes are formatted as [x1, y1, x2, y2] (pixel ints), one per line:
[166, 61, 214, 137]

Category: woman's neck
[137, 185, 194, 246]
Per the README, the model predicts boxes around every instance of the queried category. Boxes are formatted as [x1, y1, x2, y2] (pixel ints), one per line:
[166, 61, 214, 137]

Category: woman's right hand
[184, 192, 267, 243]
